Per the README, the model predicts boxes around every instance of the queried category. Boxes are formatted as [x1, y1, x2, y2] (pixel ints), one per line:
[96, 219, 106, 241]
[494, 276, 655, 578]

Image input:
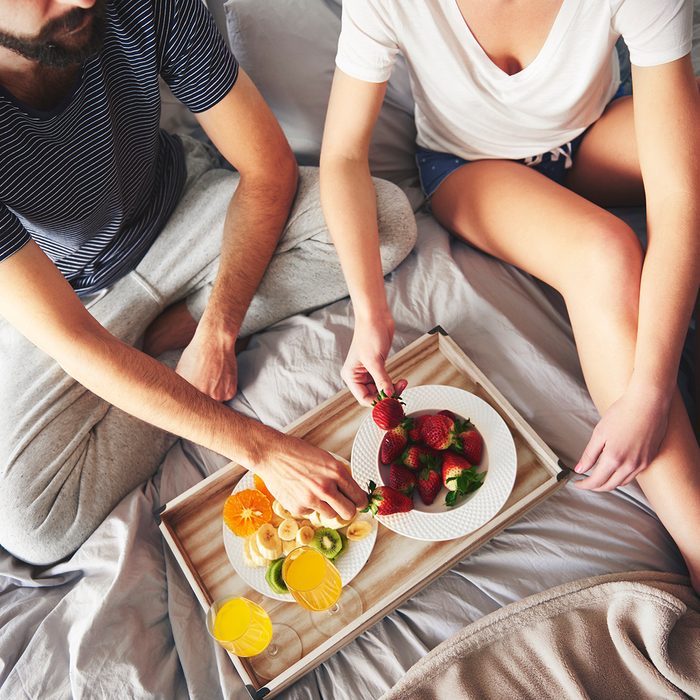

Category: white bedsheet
[0, 202, 688, 700]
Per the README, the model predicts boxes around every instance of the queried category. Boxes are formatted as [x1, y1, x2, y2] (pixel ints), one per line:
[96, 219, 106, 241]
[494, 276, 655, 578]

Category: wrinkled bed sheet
[0, 200, 691, 700]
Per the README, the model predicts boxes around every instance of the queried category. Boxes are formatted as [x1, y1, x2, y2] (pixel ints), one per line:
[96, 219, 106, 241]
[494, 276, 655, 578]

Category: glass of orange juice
[206, 596, 301, 678]
[282, 546, 363, 636]
[282, 546, 342, 611]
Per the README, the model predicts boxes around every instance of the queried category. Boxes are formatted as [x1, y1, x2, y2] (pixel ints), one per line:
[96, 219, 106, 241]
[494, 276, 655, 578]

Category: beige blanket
[382, 572, 700, 700]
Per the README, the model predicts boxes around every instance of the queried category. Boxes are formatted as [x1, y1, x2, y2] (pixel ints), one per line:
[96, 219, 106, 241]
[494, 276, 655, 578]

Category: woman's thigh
[564, 95, 645, 207]
[429, 158, 640, 296]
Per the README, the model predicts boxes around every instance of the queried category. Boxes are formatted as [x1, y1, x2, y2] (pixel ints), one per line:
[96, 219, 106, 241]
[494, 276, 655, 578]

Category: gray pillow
[224, 0, 417, 184]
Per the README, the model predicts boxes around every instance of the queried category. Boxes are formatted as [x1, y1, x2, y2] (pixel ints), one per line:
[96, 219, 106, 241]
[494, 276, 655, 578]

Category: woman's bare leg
[431, 152, 700, 588]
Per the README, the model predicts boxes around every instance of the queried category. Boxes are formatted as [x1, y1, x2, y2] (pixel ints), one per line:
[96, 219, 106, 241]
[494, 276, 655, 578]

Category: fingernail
[574, 464, 584, 474]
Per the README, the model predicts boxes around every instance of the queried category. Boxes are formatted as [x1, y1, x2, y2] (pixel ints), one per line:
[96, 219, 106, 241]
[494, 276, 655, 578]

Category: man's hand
[574, 380, 671, 491]
[254, 434, 368, 520]
[342, 312, 407, 406]
[176, 323, 238, 401]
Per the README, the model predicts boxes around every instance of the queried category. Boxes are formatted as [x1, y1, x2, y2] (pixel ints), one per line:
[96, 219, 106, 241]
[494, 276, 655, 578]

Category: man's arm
[176, 68, 298, 400]
[0, 241, 365, 519]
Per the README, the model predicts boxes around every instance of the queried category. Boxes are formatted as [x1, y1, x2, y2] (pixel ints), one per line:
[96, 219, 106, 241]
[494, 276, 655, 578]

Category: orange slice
[223, 489, 272, 538]
[253, 474, 274, 502]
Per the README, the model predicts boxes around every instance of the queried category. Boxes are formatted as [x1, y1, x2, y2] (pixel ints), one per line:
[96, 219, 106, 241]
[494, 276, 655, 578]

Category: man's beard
[0, 2, 107, 68]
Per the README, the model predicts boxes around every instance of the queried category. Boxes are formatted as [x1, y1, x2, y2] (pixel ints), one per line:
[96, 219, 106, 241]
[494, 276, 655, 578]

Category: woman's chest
[453, 0, 565, 75]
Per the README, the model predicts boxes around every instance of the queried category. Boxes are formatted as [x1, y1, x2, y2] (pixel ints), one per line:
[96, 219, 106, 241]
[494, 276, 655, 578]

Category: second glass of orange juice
[206, 596, 302, 679]
[207, 596, 272, 656]
[282, 546, 342, 611]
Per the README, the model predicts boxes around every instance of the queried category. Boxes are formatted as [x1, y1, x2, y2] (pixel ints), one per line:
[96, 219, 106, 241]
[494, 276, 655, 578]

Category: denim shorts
[416, 83, 627, 198]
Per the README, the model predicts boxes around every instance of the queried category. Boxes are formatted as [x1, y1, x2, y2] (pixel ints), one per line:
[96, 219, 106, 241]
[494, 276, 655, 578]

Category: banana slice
[296, 525, 315, 546]
[242, 538, 255, 567]
[256, 523, 282, 560]
[308, 511, 323, 528]
[320, 513, 353, 530]
[277, 518, 299, 542]
[346, 520, 373, 542]
[298, 519, 313, 530]
[272, 500, 294, 519]
[270, 512, 285, 527]
[247, 535, 268, 567]
[282, 538, 297, 555]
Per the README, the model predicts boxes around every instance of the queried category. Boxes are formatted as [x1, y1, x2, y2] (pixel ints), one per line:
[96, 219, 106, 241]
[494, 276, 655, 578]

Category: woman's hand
[342, 311, 407, 406]
[574, 379, 672, 491]
[253, 433, 368, 520]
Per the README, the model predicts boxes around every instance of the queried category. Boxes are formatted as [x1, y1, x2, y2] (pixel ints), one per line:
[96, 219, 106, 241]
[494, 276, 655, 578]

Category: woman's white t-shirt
[335, 0, 692, 160]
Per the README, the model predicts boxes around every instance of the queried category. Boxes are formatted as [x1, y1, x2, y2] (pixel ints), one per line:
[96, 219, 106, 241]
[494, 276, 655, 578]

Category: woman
[319, 0, 700, 588]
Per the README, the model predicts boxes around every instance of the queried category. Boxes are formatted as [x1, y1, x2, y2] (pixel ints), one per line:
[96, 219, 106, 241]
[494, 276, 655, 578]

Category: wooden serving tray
[159, 329, 569, 699]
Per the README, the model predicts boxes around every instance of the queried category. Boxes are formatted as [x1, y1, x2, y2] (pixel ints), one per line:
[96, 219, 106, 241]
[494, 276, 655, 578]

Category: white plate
[222, 472, 378, 602]
[351, 385, 517, 541]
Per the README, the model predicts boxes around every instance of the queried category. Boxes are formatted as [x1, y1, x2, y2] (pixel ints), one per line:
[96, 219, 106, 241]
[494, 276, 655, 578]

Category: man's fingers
[294, 507, 315, 518]
[323, 490, 358, 522]
[339, 473, 368, 510]
[315, 501, 340, 522]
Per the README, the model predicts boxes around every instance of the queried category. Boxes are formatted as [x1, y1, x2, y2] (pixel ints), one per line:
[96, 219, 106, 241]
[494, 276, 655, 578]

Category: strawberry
[441, 452, 485, 507]
[407, 414, 429, 442]
[388, 464, 416, 496]
[441, 452, 472, 488]
[416, 464, 441, 505]
[380, 422, 409, 464]
[371, 390, 405, 430]
[400, 444, 432, 471]
[455, 419, 484, 464]
[420, 414, 456, 451]
[362, 480, 413, 516]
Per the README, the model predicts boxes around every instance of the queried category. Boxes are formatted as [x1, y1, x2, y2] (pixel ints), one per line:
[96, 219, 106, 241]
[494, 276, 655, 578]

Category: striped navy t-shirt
[0, 0, 238, 295]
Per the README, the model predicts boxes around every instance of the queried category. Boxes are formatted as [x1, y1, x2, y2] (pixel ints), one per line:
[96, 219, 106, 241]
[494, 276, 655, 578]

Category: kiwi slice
[329, 530, 347, 562]
[265, 558, 288, 595]
[311, 527, 343, 560]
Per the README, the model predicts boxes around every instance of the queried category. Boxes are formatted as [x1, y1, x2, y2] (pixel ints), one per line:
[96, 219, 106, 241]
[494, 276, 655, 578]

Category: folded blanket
[381, 571, 700, 700]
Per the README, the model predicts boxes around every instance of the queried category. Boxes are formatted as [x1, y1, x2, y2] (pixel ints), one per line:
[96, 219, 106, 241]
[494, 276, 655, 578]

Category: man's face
[0, 1, 107, 68]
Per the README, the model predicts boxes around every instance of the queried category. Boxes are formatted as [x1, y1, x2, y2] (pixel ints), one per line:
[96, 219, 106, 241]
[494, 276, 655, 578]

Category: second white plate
[351, 385, 517, 541]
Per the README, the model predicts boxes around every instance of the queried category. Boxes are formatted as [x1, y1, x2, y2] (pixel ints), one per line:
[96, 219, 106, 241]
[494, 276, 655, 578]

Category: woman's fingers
[342, 362, 376, 405]
[364, 356, 394, 398]
[393, 378, 408, 396]
[574, 429, 605, 476]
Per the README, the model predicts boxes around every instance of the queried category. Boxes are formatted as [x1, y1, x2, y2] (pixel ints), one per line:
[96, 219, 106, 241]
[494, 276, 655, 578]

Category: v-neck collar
[446, 0, 581, 82]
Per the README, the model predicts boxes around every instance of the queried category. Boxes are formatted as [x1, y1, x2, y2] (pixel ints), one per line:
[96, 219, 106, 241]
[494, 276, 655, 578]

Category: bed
[1, 1, 698, 698]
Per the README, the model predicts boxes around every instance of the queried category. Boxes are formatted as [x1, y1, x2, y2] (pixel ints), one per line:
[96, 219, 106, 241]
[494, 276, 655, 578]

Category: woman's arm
[320, 68, 403, 404]
[576, 55, 700, 485]
[630, 57, 700, 393]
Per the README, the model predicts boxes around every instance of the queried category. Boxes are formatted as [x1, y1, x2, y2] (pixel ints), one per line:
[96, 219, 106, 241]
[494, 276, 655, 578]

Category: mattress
[0, 203, 688, 700]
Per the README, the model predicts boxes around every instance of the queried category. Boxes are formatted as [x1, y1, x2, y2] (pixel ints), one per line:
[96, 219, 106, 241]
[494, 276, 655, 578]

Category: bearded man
[0, 0, 415, 564]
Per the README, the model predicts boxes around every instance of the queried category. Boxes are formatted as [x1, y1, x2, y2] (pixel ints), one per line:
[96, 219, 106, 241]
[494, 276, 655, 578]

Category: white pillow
[224, 0, 418, 184]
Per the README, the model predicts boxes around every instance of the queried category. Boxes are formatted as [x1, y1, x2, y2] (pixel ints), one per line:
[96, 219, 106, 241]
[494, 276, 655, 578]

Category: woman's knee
[563, 216, 643, 304]
[372, 177, 418, 274]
